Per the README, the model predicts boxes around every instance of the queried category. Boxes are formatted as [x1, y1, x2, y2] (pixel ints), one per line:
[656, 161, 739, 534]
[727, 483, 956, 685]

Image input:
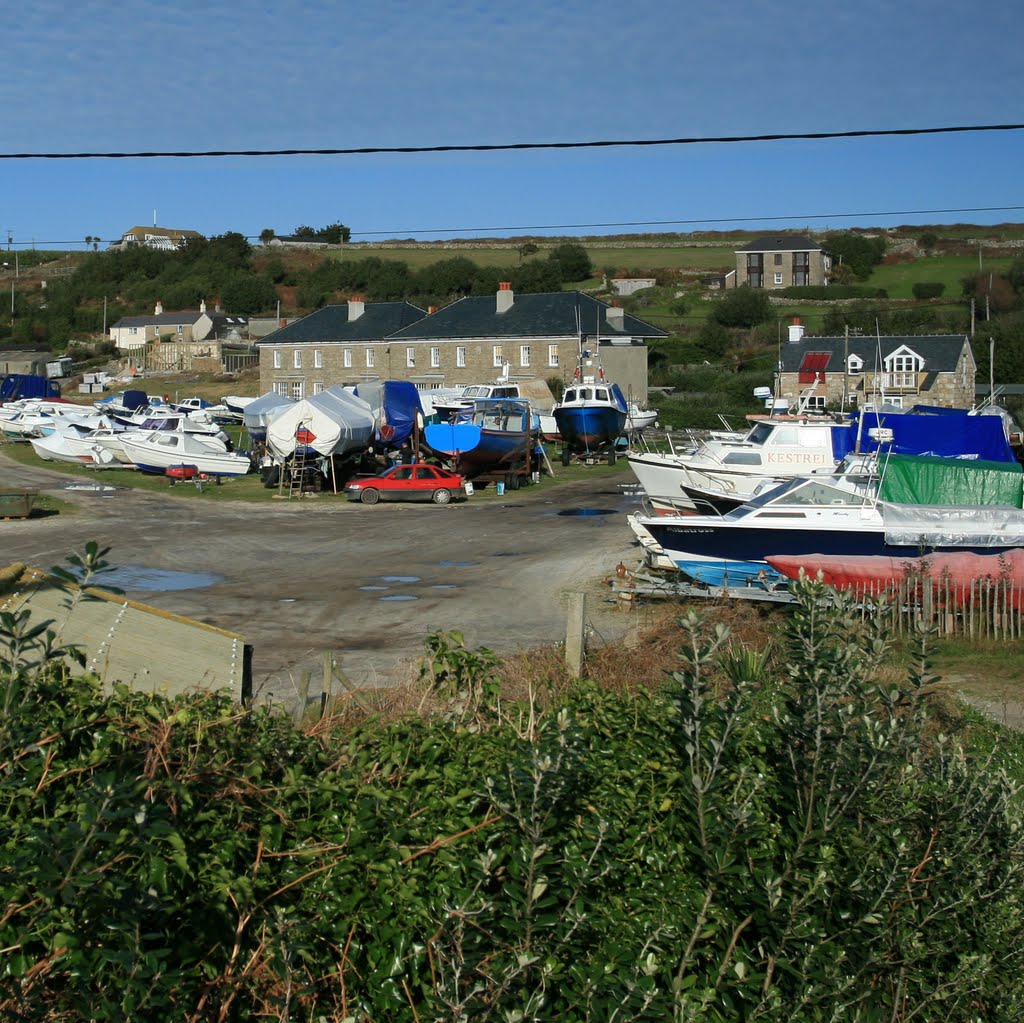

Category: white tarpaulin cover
[265, 386, 376, 458]
[882, 503, 1024, 547]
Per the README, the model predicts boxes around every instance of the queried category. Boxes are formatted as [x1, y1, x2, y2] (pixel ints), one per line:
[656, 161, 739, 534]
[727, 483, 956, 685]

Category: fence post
[565, 592, 586, 679]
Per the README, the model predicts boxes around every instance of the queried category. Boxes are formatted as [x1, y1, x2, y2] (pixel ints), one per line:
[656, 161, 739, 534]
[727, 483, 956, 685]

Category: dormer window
[883, 346, 923, 390]
[847, 354, 863, 373]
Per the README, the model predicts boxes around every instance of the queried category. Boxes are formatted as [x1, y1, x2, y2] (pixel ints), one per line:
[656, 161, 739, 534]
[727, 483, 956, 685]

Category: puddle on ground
[557, 508, 618, 517]
[380, 594, 418, 602]
[91, 564, 223, 592]
[279, 598, 296, 602]
[358, 585, 389, 591]
[379, 575, 420, 583]
[438, 561, 476, 567]
[491, 551, 523, 557]
[62, 482, 124, 493]
[430, 584, 458, 590]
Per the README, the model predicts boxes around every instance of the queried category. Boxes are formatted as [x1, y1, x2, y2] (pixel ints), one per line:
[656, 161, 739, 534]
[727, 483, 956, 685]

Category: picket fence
[853, 576, 1024, 640]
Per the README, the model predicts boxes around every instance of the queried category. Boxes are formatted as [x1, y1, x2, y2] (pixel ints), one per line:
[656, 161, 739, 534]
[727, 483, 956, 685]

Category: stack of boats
[626, 405, 1024, 596]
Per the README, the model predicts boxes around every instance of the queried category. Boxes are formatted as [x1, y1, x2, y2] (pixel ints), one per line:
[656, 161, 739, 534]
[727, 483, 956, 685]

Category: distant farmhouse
[776, 320, 975, 410]
[734, 234, 831, 289]
[257, 284, 666, 405]
[114, 225, 204, 251]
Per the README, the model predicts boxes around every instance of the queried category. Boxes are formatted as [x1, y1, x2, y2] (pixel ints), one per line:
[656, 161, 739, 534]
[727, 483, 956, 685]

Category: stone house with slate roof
[110, 301, 249, 351]
[256, 299, 427, 400]
[257, 285, 667, 404]
[775, 320, 975, 411]
[734, 234, 831, 289]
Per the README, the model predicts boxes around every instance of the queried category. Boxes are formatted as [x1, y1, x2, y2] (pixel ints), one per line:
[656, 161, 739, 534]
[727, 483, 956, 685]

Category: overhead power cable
[1, 122, 1022, 160]
[12, 205, 1024, 249]
[347, 205, 1024, 238]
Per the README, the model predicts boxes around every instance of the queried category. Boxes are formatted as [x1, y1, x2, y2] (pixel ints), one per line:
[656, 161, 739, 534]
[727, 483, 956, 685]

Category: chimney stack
[155, 300, 163, 315]
[496, 281, 514, 314]
[349, 295, 365, 320]
[787, 316, 805, 344]
[199, 299, 206, 314]
[606, 302, 625, 330]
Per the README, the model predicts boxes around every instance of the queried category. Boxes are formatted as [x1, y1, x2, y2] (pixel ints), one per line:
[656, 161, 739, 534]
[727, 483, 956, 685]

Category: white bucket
[496, 481, 505, 496]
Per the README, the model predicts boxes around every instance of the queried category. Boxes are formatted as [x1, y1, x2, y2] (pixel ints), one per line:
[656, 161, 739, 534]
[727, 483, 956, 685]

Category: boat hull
[553, 405, 626, 455]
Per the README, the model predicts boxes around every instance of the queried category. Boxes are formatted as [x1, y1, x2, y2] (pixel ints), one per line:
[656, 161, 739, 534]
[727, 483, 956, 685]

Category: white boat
[627, 416, 852, 515]
[625, 402, 658, 435]
[117, 430, 253, 477]
[635, 453, 1024, 589]
[430, 381, 527, 421]
[30, 429, 118, 466]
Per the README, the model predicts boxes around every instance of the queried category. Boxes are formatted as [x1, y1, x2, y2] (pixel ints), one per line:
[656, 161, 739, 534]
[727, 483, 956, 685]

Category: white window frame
[273, 350, 282, 369]
[456, 346, 466, 368]
[847, 354, 863, 373]
[492, 345, 503, 368]
[773, 272, 783, 286]
[406, 347, 416, 368]
[290, 381, 303, 400]
[365, 348, 375, 368]
[548, 344, 559, 367]
[314, 349, 323, 369]
[313, 381, 326, 394]
[273, 381, 288, 396]
[520, 345, 531, 368]
[430, 346, 441, 368]
[293, 349, 302, 369]
[343, 348, 353, 368]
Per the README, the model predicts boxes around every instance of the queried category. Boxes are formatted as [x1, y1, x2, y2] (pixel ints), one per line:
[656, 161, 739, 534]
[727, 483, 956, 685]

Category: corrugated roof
[388, 290, 667, 341]
[257, 302, 427, 344]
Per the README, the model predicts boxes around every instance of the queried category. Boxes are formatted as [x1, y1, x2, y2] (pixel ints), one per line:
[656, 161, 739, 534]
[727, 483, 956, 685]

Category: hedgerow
[1, 562, 1022, 1021]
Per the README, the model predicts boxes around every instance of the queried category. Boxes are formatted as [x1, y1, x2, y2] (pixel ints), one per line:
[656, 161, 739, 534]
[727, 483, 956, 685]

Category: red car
[344, 463, 470, 505]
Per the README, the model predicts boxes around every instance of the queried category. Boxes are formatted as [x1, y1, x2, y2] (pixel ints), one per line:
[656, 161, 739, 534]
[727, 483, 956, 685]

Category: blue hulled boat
[552, 375, 628, 465]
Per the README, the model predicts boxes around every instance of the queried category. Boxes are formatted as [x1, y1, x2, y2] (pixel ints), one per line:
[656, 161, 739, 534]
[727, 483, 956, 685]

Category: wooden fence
[853, 577, 1024, 640]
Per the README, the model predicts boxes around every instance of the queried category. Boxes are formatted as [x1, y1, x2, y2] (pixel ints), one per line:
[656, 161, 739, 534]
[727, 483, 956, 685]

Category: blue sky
[6, 0, 1024, 251]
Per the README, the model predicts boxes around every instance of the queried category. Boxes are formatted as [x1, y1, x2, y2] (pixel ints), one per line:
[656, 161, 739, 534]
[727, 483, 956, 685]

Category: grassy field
[326, 242, 741, 273]
[868, 254, 1015, 299]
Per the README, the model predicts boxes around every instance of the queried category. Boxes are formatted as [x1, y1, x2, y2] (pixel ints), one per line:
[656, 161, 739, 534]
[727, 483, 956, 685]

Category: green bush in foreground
[1, 575, 1022, 1021]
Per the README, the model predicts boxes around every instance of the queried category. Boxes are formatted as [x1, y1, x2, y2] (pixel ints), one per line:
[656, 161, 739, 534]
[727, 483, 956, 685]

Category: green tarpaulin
[878, 453, 1024, 508]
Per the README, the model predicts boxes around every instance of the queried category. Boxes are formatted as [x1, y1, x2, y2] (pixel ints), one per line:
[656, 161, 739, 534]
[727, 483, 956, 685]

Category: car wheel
[607, 450, 617, 466]
[506, 473, 520, 491]
[432, 488, 452, 505]
[361, 488, 380, 505]
[561, 448, 571, 466]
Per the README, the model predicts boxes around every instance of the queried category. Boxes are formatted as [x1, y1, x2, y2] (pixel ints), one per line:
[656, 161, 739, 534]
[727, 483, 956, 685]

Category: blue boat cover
[354, 381, 424, 448]
[850, 408, 1015, 463]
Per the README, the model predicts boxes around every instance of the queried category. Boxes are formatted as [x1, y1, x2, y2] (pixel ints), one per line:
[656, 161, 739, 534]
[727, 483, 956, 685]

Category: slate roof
[387, 291, 667, 341]
[779, 334, 971, 373]
[257, 302, 427, 344]
[111, 311, 204, 328]
[737, 234, 824, 253]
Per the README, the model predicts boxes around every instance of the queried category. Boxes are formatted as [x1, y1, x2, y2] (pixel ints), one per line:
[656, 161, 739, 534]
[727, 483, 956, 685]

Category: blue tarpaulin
[850, 408, 1015, 463]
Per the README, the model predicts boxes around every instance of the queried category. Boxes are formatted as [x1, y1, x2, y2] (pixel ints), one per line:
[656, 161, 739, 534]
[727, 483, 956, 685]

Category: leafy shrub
[2, 558, 1024, 1021]
[913, 281, 947, 299]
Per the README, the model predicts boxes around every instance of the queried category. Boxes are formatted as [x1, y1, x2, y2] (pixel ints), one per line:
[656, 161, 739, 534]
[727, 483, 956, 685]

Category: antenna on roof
[153, 209, 157, 227]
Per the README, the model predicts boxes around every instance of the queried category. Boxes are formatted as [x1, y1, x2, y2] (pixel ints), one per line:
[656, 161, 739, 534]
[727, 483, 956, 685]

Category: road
[0, 453, 641, 706]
